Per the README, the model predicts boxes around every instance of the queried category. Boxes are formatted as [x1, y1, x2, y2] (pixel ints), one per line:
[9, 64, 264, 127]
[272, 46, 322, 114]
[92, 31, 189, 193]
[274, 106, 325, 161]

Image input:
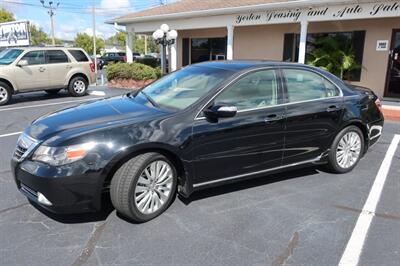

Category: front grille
[13, 145, 28, 161]
[20, 183, 38, 199]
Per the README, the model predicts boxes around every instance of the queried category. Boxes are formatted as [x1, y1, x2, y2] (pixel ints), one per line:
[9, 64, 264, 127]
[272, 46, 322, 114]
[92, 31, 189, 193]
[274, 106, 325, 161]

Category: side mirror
[204, 105, 238, 120]
[17, 59, 28, 67]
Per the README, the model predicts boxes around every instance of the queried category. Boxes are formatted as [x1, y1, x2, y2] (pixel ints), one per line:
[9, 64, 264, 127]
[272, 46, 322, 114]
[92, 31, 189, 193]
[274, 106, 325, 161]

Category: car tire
[110, 152, 177, 223]
[45, 89, 61, 95]
[0, 81, 12, 106]
[327, 126, 364, 174]
[68, 76, 88, 97]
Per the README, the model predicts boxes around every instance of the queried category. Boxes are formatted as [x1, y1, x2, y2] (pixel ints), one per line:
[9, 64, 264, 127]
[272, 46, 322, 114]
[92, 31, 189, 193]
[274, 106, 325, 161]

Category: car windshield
[0, 49, 23, 65]
[136, 66, 232, 111]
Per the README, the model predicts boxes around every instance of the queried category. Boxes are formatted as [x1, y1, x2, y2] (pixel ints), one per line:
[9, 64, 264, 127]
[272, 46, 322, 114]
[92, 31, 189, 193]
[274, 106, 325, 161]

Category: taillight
[89, 62, 95, 72]
[375, 98, 382, 112]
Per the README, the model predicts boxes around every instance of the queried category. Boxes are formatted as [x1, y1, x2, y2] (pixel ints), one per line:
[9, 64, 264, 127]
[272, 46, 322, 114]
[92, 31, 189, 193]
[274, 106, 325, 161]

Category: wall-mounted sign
[0, 20, 30, 47]
[235, 1, 400, 25]
[376, 40, 389, 51]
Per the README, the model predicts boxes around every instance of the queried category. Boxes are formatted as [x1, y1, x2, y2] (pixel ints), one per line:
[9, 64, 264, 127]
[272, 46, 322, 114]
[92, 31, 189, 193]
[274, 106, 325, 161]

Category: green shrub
[106, 63, 157, 81]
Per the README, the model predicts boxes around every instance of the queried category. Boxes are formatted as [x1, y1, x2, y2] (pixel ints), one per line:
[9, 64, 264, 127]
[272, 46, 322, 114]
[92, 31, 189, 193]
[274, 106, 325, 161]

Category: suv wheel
[110, 153, 177, 223]
[0, 82, 11, 106]
[327, 126, 364, 173]
[68, 76, 88, 97]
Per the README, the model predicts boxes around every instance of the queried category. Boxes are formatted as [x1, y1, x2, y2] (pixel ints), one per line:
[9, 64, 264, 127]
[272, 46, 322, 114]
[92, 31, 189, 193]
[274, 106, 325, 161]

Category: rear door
[192, 69, 286, 186]
[281, 68, 344, 165]
[45, 50, 71, 88]
[14, 50, 49, 91]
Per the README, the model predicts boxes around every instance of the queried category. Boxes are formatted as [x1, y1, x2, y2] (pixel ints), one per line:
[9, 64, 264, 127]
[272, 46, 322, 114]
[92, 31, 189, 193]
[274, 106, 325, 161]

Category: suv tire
[326, 126, 364, 174]
[68, 76, 88, 97]
[110, 152, 177, 223]
[0, 81, 12, 106]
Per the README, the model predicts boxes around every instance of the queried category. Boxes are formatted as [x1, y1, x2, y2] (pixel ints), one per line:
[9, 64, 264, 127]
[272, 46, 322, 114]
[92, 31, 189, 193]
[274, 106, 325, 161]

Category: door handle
[39, 67, 46, 72]
[327, 105, 341, 112]
[264, 114, 284, 124]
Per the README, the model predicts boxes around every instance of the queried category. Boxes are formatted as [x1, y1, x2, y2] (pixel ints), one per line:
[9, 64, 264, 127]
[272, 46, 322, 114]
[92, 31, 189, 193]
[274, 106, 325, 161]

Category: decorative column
[125, 31, 133, 63]
[227, 25, 234, 60]
[298, 21, 308, 64]
[170, 42, 177, 71]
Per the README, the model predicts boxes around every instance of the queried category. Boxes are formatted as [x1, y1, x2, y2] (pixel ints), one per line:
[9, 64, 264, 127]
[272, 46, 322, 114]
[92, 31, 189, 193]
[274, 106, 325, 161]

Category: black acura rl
[11, 61, 384, 222]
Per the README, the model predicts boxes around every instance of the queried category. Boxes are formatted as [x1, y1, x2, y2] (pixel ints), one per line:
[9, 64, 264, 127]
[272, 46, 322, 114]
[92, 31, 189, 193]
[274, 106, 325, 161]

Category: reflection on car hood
[27, 95, 164, 141]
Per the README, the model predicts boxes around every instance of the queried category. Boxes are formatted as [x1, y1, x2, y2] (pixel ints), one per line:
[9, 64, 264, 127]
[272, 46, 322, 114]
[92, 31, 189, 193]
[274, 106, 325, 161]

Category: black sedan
[11, 61, 384, 222]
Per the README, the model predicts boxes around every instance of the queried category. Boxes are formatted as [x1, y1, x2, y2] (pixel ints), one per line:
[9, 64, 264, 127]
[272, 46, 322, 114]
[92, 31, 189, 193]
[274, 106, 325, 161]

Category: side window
[46, 50, 69, 64]
[283, 69, 340, 103]
[214, 70, 279, 111]
[21, 50, 45, 65]
[68, 50, 89, 62]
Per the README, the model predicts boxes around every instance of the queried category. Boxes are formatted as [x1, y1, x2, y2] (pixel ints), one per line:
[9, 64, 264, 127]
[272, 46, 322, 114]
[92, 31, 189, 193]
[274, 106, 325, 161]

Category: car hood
[27, 95, 166, 141]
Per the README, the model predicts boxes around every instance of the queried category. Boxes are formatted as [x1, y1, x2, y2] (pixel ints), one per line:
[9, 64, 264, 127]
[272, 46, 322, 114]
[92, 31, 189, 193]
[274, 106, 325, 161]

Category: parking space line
[0, 131, 22, 138]
[339, 134, 400, 266]
[0, 97, 102, 112]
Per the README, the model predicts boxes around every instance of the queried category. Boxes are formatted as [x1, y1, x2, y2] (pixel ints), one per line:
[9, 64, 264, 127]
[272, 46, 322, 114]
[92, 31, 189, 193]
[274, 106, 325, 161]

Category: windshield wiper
[139, 91, 159, 108]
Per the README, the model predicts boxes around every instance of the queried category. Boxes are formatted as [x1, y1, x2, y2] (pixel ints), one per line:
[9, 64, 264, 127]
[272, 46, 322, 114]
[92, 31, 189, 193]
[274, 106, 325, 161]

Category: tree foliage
[74, 33, 105, 55]
[0, 8, 15, 23]
[307, 35, 360, 80]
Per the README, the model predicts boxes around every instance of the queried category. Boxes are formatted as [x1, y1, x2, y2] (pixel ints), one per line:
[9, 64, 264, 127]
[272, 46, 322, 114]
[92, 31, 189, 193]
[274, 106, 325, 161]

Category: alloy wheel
[134, 160, 174, 214]
[0, 86, 8, 103]
[73, 80, 86, 94]
[336, 131, 362, 169]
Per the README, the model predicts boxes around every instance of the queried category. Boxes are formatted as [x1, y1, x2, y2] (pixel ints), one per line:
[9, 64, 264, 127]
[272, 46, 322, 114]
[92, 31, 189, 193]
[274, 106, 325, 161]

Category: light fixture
[152, 24, 178, 76]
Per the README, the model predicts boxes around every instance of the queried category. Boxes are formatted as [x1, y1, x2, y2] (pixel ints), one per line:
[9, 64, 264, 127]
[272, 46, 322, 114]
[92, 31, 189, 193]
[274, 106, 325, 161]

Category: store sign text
[235, 1, 400, 24]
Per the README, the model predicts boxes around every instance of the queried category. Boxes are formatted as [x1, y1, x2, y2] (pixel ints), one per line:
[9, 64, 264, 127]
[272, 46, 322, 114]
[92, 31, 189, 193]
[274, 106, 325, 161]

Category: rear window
[118, 53, 126, 56]
[47, 50, 69, 64]
[68, 50, 89, 62]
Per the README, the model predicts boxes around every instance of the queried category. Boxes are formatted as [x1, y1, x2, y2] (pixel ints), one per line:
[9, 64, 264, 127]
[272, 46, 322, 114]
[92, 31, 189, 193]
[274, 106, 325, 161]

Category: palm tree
[307, 34, 360, 80]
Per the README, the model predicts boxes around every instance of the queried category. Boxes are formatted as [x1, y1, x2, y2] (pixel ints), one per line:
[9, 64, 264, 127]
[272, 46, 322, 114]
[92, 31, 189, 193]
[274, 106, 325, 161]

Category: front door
[385, 29, 400, 98]
[14, 50, 50, 91]
[191, 69, 285, 185]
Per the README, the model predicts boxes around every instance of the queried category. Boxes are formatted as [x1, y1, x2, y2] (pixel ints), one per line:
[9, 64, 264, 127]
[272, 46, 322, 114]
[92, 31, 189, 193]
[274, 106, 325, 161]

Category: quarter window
[68, 50, 89, 62]
[21, 50, 45, 65]
[46, 50, 69, 64]
[214, 70, 278, 111]
[283, 69, 339, 103]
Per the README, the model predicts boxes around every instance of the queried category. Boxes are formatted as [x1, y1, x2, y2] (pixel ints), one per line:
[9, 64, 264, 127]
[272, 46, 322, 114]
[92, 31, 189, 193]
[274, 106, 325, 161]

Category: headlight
[32, 142, 96, 166]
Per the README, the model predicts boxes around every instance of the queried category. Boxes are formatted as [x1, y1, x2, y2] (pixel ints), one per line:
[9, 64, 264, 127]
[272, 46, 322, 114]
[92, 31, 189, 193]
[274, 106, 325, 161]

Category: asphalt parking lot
[0, 86, 399, 266]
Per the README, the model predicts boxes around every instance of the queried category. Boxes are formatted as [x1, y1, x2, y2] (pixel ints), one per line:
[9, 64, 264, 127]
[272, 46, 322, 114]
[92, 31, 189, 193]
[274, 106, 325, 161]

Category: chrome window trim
[192, 155, 323, 188]
[194, 66, 344, 121]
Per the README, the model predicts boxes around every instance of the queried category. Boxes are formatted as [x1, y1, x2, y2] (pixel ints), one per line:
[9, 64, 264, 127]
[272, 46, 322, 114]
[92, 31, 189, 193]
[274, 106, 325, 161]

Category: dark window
[68, 50, 89, 62]
[118, 53, 126, 56]
[182, 38, 189, 66]
[21, 50, 45, 65]
[215, 70, 279, 111]
[282, 31, 365, 81]
[47, 50, 69, 64]
[191, 37, 226, 64]
[283, 69, 340, 103]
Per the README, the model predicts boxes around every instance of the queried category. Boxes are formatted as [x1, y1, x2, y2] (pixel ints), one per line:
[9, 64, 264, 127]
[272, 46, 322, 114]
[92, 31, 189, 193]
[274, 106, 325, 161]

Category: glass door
[385, 29, 400, 98]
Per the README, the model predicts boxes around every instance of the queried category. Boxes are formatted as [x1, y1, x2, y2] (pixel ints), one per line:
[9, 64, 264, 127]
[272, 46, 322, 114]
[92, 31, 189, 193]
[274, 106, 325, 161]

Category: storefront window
[283, 31, 365, 82]
[191, 37, 226, 64]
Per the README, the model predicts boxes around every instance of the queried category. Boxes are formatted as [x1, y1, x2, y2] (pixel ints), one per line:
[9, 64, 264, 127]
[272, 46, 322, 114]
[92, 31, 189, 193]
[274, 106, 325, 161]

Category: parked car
[100, 52, 126, 65]
[0, 47, 96, 105]
[11, 61, 384, 222]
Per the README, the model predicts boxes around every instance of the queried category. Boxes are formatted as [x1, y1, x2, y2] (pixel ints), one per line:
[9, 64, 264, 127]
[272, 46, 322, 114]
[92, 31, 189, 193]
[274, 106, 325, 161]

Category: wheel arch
[341, 120, 370, 152]
[0, 78, 15, 93]
[68, 72, 89, 86]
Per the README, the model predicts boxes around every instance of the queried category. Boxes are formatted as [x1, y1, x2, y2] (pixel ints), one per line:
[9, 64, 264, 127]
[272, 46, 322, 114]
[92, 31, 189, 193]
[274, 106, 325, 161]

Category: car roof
[194, 60, 311, 72]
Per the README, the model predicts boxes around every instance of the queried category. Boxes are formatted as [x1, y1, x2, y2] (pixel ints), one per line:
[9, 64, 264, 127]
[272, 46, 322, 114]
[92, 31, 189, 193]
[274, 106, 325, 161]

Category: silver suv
[0, 47, 96, 106]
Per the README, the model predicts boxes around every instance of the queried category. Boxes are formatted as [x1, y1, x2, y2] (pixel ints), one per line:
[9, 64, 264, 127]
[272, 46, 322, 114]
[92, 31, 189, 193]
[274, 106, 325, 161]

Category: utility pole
[40, 0, 59, 46]
[92, 0, 98, 82]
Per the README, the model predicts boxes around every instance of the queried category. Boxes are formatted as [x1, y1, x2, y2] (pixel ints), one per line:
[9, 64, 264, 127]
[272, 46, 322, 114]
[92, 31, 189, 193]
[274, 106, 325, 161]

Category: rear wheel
[0, 82, 11, 106]
[110, 153, 177, 223]
[327, 126, 364, 173]
[45, 89, 61, 95]
[68, 76, 88, 97]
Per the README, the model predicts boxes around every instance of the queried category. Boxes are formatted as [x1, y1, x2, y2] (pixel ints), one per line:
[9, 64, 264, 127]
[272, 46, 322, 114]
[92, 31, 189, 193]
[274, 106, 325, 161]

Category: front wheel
[0, 82, 11, 106]
[110, 153, 177, 223]
[327, 126, 364, 173]
[68, 76, 88, 97]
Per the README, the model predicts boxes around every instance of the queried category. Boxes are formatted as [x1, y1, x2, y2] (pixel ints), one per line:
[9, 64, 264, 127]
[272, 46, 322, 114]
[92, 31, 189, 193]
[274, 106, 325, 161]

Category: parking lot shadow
[179, 166, 320, 205]
[29, 195, 114, 224]
[6, 91, 76, 106]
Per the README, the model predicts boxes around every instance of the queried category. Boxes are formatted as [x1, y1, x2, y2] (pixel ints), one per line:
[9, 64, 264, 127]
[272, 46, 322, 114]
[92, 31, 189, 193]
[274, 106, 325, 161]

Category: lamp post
[152, 24, 178, 75]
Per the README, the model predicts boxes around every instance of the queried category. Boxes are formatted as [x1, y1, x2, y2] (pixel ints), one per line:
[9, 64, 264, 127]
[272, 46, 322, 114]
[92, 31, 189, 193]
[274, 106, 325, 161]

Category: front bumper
[11, 159, 104, 213]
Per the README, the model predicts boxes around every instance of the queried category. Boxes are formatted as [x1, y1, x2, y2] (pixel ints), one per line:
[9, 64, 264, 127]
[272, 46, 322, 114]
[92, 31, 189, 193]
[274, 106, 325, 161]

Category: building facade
[111, 0, 400, 99]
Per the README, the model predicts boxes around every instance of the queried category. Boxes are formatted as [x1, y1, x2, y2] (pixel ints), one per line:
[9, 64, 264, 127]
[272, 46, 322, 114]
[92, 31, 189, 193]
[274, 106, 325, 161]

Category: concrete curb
[382, 105, 400, 122]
